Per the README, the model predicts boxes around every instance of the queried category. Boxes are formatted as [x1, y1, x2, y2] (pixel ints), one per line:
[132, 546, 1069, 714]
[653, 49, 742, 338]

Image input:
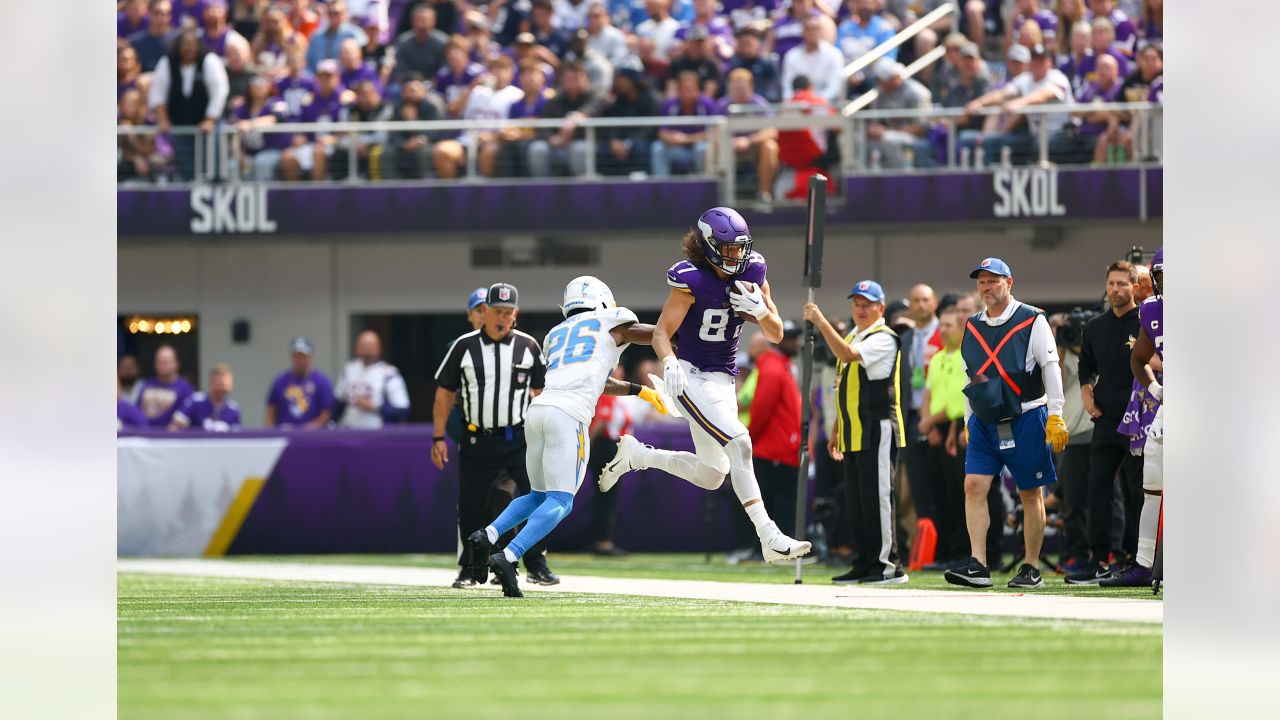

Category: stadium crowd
[117, 0, 1164, 186]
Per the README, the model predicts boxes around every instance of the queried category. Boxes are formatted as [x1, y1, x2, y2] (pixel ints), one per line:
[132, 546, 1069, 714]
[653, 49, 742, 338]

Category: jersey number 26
[545, 319, 600, 370]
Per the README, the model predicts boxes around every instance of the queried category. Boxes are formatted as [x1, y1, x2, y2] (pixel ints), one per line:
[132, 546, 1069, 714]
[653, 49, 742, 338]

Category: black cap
[1029, 43, 1050, 59]
[782, 320, 803, 339]
[487, 282, 519, 308]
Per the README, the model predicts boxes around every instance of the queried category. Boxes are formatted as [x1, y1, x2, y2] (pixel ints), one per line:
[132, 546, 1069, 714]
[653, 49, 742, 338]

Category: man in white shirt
[960, 43, 1074, 165]
[634, 0, 681, 61]
[432, 55, 525, 178]
[782, 15, 847, 107]
[335, 330, 411, 429]
[945, 257, 1070, 590]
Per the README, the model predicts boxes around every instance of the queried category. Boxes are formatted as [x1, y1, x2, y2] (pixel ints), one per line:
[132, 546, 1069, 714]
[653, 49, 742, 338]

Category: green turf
[119, 573, 1161, 720]
[227, 553, 1164, 600]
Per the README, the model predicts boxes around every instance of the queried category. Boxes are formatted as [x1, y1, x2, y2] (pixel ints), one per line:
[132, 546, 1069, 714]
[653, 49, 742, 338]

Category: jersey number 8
[698, 309, 741, 342]
[545, 319, 601, 370]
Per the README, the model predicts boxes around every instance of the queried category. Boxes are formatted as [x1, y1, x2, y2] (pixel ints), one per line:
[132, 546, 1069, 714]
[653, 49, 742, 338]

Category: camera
[1055, 307, 1094, 347]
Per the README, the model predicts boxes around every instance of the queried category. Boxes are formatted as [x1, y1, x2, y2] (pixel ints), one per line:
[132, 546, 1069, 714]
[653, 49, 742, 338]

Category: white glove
[1147, 380, 1163, 403]
[729, 280, 769, 320]
[662, 355, 687, 399]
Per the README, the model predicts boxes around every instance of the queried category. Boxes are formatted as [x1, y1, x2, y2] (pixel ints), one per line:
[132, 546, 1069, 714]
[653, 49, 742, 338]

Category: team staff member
[1068, 260, 1142, 584]
[432, 283, 558, 587]
[918, 307, 968, 565]
[747, 321, 804, 537]
[945, 258, 1069, 590]
[804, 280, 909, 586]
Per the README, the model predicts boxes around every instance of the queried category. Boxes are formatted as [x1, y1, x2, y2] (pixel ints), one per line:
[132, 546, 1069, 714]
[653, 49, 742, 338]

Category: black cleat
[465, 530, 491, 585]
[451, 568, 480, 589]
[525, 565, 561, 586]
[488, 553, 523, 597]
[1064, 561, 1113, 585]
[944, 556, 994, 588]
[488, 564, 518, 585]
[1008, 563, 1045, 589]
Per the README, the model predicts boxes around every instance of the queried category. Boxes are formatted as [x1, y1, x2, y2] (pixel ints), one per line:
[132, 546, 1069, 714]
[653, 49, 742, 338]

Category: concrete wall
[119, 221, 1162, 425]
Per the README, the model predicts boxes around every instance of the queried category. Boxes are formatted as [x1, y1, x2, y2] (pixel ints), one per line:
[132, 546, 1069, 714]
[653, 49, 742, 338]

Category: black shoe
[1008, 563, 1045, 589]
[592, 544, 630, 557]
[488, 564, 518, 585]
[943, 557, 993, 588]
[465, 530, 492, 585]
[831, 565, 874, 585]
[451, 568, 479, 589]
[488, 553, 523, 598]
[1065, 561, 1113, 585]
[860, 568, 909, 586]
[525, 564, 560, 586]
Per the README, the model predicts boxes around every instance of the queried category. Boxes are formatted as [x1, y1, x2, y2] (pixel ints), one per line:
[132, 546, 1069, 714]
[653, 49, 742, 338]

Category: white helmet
[561, 275, 615, 317]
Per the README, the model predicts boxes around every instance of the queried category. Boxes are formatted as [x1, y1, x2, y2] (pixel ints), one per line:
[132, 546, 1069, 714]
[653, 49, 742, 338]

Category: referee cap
[970, 257, 1013, 278]
[467, 287, 488, 310]
[487, 282, 519, 309]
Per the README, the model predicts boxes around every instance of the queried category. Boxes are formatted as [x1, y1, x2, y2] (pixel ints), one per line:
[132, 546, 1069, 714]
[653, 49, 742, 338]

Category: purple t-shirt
[772, 11, 819, 62]
[341, 63, 382, 92]
[660, 95, 718, 132]
[118, 12, 149, 38]
[1011, 9, 1058, 46]
[234, 99, 292, 152]
[1103, 8, 1138, 56]
[434, 63, 486, 111]
[665, 252, 768, 374]
[174, 393, 242, 431]
[1077, 49, 1130, 89]
[277, 75, 319, 118]
[1075, 80, 1122, 134]
[1058, 51, 1093, 96]
[1148, 76, 1162, 103]
[172, 0, 209, 30]
[714, 93, 771, 136]
[136, 377, 196, 427]
[117, 399, 148, 429]
[299, 88, 348, 124]
[508, 91, 549, 119]
[266, 369, 336, 427]
[720, 0, 781, 30]
[203, 28, 233, 56]
[675, 17, 735, 43]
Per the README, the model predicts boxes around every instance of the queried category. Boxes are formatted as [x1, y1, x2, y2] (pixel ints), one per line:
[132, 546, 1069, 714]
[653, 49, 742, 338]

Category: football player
[465, 276, 668, 597]
[599, 207, 813, 563]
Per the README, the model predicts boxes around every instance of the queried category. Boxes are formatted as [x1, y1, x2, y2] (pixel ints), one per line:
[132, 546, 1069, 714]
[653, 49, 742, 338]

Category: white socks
[1135, 493, 1161, 568]
[484, 525, 499, 544]
[639, 447, 726, 490]
[503, 547, 517, 563]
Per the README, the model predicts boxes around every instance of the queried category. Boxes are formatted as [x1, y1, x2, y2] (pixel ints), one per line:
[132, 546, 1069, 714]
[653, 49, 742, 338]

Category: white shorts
[290, 142, 334, 172]
[673, 359, 749, 475]
[524, 404, 589, 494]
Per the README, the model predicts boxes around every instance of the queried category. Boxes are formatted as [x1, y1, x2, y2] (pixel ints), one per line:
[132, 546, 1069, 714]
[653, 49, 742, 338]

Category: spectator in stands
[1059, 20, 1092, 96]
[587, 2, 635, 69]
[306, 0, 364, 70]
[201, 1, 247, 56]
[675, 0, 735, 62]
[635, 0, 681, 62]
[866, 62, 933, 166]
[118, 383, 149, 429]
[393, 5, 448, 83]
[771, 0, 822, 62]
[118, 46, 143, 101]
[960, 0, 990, 49]
[266, 337, 336, 429]
[1080, 16, 1130, 84]
[137, 345, 195, 428]
[1139, 0, 1162, 47]
[330, 79, 394, 179]
[837, 0, 896, 95]
[250, 5, 303, 80]
[530, 0, 572, 58]
[222, 34, 254, 110]
[287, 0, 322, 40]
[346, 0, 389, 40]
[666, 25, 724, 97]
[174, 0, 209, 31]
[940, 42, 990, 116]
[232, 75, 289, 180]
[119, 0, 151, 42]
[728, 26, 781, 103]
[118, 354, 145, 405]
[716, 68, 779, 201]
[1089, 0, 1137, 56]
[529, 61, 606, 176]
[119, 89, 175, 182]
[337, 37, 380, 94]
[961, 44, 1072, 166]
[276, 44, 317, 117]
[783, 15, 846, 106]
[131, 1, 177, 72]
[1006, 0, 1057, 54]
[434, 56, 525, 178]
[1055, 0, 1087, 56]
[497, 60, 555, 176]
[335, 330, 411, 429]
[228, 0, 264, 40]
[463, 11, 503, 65]
[359, 15, 394, 86]
[564, 28, 615, 91]
[721, 0, 777, 32]
[598, 68, 662, 176]
[384, 76, 443, 179]
[556, 0, 595, 32]
[1121, 42, 1162, 102]
[436, 36, 487, 117]
[1015, 18, 1044, 54]
[651, 70, 715, 177]
[923, 31, 966, 98]
[149, 29, 230, 181]
[172, 364, 241, 432]
[279, 59, 348, 181]
[1071, 53, 1124, 164]
[1093, 43, 1162, 163]
[511, 33, 561, 81]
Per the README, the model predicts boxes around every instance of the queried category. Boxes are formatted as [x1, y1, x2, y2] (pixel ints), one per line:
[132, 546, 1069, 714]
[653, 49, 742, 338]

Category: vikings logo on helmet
[696, 206, 753, 276]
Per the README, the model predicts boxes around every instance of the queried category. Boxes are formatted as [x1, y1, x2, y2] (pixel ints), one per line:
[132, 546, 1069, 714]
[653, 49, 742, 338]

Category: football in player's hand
[729, 281, 761, 324]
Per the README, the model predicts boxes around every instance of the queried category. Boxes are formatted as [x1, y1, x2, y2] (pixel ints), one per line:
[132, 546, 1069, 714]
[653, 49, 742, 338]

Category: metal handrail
[842, 45, 947, 117]
[840, 2, 958, 82]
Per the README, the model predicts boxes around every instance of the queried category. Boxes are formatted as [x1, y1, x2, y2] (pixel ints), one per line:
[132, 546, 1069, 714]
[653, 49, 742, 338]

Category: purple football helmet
[1151, 247, 1163, 298]
[696, 207, 753, 276]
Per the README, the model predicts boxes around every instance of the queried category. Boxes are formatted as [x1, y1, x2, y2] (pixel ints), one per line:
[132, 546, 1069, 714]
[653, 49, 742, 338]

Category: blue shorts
[965, 406, 1057, 491]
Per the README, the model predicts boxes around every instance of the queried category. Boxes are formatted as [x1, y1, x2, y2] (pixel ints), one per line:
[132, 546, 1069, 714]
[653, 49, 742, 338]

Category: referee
[432, 283, 559, 587]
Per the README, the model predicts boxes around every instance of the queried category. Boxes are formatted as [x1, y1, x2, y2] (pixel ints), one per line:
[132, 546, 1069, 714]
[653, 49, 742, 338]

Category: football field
[118, 555, 1162, 720]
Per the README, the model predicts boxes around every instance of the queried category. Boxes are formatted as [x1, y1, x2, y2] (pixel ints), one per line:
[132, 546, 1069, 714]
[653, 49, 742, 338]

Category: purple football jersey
[118, 11, 149, 38]
[267, 369, 336, 427]
[771, 12, 818, 61]
[341, 63, 382, 92]
[1077, 49, 1130, 88]
[1011, 9, 1058, 46]
[174, 393, 242, 431]
[136, 377, 195, 427]
[1076, 80, 1123, 134]
[1140, 295, 1163, 363]
[1148, 76, 1162, 103]
[117, 398, 148, 429]
[299, 88, 348, 128]
[666, 252, 767, 375]
[234, 99, 292, 151]
[659, 95, 718, 132]
[720, 0, 780, 30]
[434, 63, 485, 111]
[277, 75, 319, 118]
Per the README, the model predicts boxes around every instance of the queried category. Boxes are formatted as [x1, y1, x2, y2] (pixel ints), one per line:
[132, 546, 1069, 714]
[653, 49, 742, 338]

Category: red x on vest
[966, 316, 1038, 396]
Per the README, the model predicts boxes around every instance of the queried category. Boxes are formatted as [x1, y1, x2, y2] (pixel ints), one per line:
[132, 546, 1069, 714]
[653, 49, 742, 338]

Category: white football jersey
[334, 359, 410, 429]
[531, 307, 638, 424]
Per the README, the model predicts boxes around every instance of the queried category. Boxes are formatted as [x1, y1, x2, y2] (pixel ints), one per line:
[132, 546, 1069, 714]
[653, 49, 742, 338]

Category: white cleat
[761, 531, 813, 564]
[599, 434, 646, 493]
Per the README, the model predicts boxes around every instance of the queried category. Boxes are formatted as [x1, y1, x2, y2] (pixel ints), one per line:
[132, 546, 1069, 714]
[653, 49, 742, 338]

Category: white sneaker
[599, 435, 646, 493]
[761, 531, 813, 564]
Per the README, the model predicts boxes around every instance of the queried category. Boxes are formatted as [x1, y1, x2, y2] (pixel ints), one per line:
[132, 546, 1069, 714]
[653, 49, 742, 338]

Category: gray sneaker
[1008, 563, 1045, 589]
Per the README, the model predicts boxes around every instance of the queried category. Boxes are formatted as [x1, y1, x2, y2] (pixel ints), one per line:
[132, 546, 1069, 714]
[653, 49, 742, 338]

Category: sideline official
[432, 283, 558, 587]
[944, 258, 1068, 590]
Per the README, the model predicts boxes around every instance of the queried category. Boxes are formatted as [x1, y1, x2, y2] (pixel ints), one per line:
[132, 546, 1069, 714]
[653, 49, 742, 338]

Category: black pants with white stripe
[457, 428, 549, 570]
[842, 419, 903, 578]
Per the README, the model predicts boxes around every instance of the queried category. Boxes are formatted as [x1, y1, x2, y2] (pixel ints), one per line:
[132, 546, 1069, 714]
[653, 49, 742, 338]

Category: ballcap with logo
[487, 282, 519, 308]
[290, 336, 314, 354]
[467, 287, 488, 310]
[970, 257, 1013, 278]
[847, 280, 886, 303]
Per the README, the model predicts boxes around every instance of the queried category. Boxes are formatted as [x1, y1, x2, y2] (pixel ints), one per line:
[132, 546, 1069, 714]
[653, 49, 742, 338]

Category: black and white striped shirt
[435, 329, 546, 431]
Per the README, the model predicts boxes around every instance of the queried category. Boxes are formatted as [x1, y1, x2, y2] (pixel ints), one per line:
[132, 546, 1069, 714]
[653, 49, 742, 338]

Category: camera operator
[1051, 307, 1103, 573]
[1067, 260, 1143, 584]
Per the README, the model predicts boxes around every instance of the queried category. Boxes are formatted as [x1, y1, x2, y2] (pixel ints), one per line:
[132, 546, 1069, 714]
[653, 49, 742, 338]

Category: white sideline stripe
[117, 559, 1163, 624]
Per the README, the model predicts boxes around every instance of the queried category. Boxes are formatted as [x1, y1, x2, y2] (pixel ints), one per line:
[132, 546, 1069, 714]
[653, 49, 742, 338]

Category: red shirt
[590, 394, 633, 441]
[748, 349, 801, 466]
